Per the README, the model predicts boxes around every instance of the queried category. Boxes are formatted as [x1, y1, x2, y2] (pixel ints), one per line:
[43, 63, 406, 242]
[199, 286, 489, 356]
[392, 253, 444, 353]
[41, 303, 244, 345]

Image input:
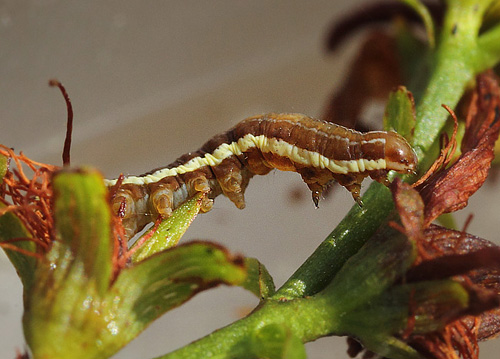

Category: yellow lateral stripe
[104, 134, 386, 186]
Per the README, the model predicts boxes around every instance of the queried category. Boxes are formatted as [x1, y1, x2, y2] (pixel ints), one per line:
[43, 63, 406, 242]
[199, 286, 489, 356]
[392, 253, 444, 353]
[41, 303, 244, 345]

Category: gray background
[1, 1, 499, 358]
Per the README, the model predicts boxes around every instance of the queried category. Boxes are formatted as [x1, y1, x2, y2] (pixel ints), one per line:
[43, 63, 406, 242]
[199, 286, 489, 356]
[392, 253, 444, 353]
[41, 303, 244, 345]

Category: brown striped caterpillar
[105, 113, 417, 238]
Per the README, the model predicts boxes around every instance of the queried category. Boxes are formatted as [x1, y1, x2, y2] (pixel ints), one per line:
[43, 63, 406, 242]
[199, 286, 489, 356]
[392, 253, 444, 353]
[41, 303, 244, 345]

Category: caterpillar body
[105, 113, 417, 238]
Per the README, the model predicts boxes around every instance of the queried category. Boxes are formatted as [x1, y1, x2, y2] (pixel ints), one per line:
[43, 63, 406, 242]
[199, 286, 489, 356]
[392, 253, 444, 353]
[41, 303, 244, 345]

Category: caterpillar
[105, 113, 417, 238]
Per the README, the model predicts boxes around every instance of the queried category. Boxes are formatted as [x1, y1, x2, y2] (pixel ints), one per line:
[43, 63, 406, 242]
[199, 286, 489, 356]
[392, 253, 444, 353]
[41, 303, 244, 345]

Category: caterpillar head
[384, 132, 418, 174]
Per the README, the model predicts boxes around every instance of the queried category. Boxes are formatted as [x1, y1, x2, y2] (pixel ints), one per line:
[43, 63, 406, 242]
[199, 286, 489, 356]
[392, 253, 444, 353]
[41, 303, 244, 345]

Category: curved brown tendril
[49, 79, 73, 167]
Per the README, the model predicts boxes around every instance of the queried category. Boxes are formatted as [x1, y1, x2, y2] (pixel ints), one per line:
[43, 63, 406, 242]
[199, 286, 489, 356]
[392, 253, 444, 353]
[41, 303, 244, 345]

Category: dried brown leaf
[417, 225, 500, 342]
[416, 72, 500, 226]
[325, 1, 444, 52]
[322, 30, 400, 131]
[390, 178, 424, 242]
[389, 173, 500, 352]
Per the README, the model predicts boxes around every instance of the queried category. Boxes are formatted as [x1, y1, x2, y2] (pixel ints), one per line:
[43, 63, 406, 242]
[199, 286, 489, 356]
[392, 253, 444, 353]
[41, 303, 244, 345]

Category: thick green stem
[274, 182, 393, 299]
[158, 295, 335, 359]
[413, 0, 492, 164]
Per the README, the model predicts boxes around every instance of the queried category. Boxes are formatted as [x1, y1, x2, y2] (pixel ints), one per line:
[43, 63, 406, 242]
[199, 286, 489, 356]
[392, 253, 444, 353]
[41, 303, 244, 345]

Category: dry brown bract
[415, 71, 500, 227]
[386, 72, 500, 358]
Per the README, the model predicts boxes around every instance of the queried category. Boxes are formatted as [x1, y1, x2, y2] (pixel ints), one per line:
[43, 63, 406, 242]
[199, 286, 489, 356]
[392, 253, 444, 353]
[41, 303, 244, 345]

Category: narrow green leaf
[242, 257, 276, 299]
[484, 1, 500, 25]
[383, 87, 416, 142]
[131, 192, 203, 263]
[249, 324, 306, 359]
[110, 241, 247, 340]
[0, 206, 36, 290]
[52, 168, 112, 296]
[398, 0, 435, 47]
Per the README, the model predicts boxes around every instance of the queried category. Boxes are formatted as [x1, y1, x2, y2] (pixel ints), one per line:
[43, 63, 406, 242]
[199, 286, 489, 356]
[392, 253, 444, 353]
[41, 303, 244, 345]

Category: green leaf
[398, 0, 435, 48]
[23, 241, 111, 359]
[24, 238, 247, 359]
[383, 87, 416, 142]
[52, 168, 113, 296]
[248, 323, 306, 359]
[131, 192, 204, 263]
[110, 241, 247, 342]
[0, 206, 36, 290]
[242, 257, 276, 299]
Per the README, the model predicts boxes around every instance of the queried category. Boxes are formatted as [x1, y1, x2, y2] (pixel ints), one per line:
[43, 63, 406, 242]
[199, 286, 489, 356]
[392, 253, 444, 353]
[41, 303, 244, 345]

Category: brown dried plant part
[0, 80, 74, 256]
[0, 145, 59, 256]
[49, 79, 73, 166]
[0, 80, 130, 271]
[418, 225, 500, 343]
[415, 72, 500, 227]
[390, 178, 424, 242]
[325, 1, 444, 52]
[389, 179, 500, 359]
[322, 30, 401, 131]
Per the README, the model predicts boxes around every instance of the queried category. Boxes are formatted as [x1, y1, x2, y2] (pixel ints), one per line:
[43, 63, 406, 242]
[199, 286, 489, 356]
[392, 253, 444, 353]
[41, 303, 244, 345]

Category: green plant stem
[158, 295, 335, 359]
[413, 0, 493, 165]
[274, 181, 393, 299]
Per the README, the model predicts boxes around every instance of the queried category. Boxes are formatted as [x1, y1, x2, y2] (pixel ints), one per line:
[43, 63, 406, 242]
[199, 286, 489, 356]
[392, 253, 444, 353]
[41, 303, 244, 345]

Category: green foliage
[0, 206, 36, 290]
[20, 169, 250, 359]
[131, 192, 204, 263]
[0, 153, 6, 180]
[52, 168, 113, 296]
[383, 87, 416, 142]
[243, 257, 276, 299]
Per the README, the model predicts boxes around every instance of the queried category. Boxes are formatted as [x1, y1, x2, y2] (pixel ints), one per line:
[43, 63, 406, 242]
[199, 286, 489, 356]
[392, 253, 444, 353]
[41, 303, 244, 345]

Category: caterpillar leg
[150, 185, 174, 217]
[183, 170, 214, 212]
[210, 157, 251, 210]
[111, 186, 150, 239]
[296, 167, 332, 208]
[334, 174, 365, 207]
[306, 182, 324, 208]
[369, 169, 390, 186]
